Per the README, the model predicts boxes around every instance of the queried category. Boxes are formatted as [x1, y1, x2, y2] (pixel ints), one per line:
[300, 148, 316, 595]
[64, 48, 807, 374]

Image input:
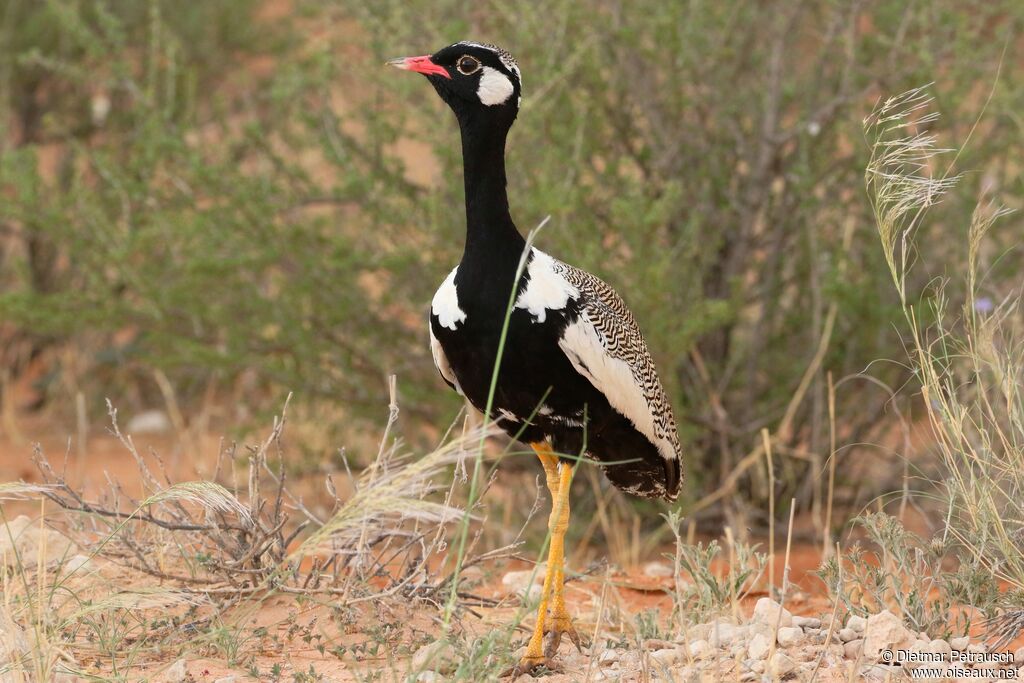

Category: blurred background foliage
[1, 0, 1022, 533]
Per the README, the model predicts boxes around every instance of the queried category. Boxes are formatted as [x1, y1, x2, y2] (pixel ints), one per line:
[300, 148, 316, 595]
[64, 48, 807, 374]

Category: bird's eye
[456, 56, 481, 75]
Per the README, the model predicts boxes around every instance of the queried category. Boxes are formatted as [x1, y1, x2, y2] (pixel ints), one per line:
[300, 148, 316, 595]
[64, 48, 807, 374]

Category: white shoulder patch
[431, 267, 466, 330]
[515, 250, 579, 323]
[477, 66, 514, 106]
[559, 313, 676, 461]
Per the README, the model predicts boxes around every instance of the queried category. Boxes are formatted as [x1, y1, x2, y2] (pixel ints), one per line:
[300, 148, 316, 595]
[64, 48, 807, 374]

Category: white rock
[0, 612, 28, 665]
[792, 616, 821, 629]
[687, 639, 711, 659]
[950, 636, 970, 651]
[411, 640, 458, 675]
[214, 677, 237, 683]
[862, 663, 899, 680]
[501, 566, 545, 590]
[747, 633, 771, 660]
[967, 643, 987, 656]
[709, 621, 747, 646]
[1013, 646, 1024, 664]
[740, 672, 757, 682]
[501, 567, 546, 600]
[862, 610, 914, 660]
[164, 659, 188, 682]
[752, 597, 793, 628]
[0, 515, 79, 567]
[837, 628, 858, 643]
[127, 409, 172, 434]
[776, 626, 803, 647]
[844, 639, 864, 660]
[598, 649, 620, 664]
[770, 651, 797, 677]
[927, 639, 952, 657]
[64, 554, 92, 573]
[750, 659, 765, 673]
[846, 615, 867, 633]
[650, 648, 682, 666]
[414, 673, 442, 683]
[643, 561, 673, 578]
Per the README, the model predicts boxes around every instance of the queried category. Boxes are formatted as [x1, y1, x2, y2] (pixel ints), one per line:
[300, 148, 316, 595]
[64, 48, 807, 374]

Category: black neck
[458, 113, 525, 264]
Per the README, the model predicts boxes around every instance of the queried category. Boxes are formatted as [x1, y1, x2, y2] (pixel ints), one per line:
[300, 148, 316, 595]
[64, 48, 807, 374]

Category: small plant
[665, 510, 766, 627]
[815, 512, 1000, 638]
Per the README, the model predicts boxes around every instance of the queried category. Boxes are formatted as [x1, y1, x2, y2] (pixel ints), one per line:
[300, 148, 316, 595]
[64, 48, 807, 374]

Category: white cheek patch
[476, 66, 514, 106]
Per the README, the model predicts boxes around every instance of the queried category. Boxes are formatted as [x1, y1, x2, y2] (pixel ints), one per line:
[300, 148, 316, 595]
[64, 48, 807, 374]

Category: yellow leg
[513, 443, 580, 676]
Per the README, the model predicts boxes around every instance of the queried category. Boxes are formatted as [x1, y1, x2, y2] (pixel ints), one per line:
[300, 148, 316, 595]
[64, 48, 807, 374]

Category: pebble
[214, 677, 237, 683]
[752, 597, 793, 628]
[687, 639, 711, 659]
[709, 622, 746, 646]
[750, 659, 765, 674]
[862, 663, 900, 680]
[863, 610, 914, 659]
[644, 638, 675, 651]
[650, 648, 682, 666]
[598, 649, 620, 664]
[127, 409, 172, 434]
[844, 639, 864, 660]
[164, 659, 187, 682]
[747, 633, 771, 660]
[770, 651, 797, 677]
[1014, 646, 1024, 664]
[642, 561, 674, 578]
[837, 628, 858, 643]
[846, 615, 867, 633]
[739, 672, 757, 682]
[501, 567, 545, 598]
[950, 636, 970, 651]
[0, 515, 79, 567]
[411, 640, 458, 675]
[776, 626, 803, 647]
[927, 639, 952, 657]
[64, 554, 92, 573]
[414, 673, 442, 683]
[793, 616, 821, 629]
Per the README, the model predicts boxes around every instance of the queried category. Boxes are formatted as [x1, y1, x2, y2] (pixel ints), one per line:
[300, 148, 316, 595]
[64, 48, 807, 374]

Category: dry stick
[767, 500, 796, 676]
[823, 372, 837, 560]
[724, 526, 740, 624]
[763, 428, 775, 595]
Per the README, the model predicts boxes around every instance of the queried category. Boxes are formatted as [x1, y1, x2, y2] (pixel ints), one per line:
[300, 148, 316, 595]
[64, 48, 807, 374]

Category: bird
[389, 41, 682, 676]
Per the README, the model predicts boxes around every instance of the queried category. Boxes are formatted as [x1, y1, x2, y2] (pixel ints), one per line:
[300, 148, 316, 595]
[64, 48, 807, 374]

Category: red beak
[386, 55, 451, 80]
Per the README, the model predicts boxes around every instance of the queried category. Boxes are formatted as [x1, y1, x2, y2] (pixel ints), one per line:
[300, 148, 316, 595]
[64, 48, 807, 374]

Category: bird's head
[388, 41, 521, 127]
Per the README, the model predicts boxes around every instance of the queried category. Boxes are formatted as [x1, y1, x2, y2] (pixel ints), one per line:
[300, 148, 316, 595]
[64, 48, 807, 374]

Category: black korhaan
[389, 41, 683, 676]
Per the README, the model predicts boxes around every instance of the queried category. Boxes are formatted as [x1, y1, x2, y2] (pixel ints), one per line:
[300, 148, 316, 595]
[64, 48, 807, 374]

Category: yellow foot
[504, 655, 560, 679]
[544, 613, 586, 657]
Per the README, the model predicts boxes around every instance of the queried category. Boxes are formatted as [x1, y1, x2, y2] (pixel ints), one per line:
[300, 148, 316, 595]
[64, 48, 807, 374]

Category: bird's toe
[503, 655, 560, 679]
[543, 615, 587, 657]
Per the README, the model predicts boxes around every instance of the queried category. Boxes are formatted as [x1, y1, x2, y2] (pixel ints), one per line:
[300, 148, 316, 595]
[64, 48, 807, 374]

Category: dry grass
[865, 84, 1024, 642]
[0, 386, 508, 680]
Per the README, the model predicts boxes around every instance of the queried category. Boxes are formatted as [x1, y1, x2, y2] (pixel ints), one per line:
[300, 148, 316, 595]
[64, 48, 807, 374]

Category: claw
[543, 616, 587, 658]
[503, 655, 560, 679]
